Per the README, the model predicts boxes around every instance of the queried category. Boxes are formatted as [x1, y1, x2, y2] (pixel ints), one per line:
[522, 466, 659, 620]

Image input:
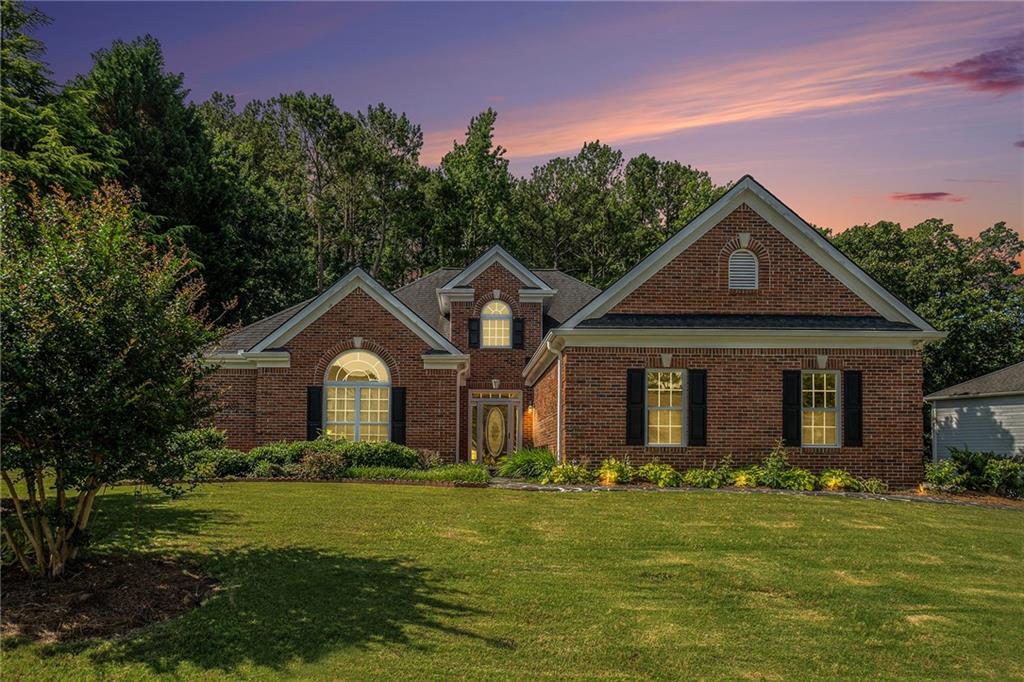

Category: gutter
[546, 339, 564, 463]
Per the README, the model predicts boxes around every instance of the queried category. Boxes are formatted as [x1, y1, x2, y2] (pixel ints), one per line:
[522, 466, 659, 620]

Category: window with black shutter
[688, 370, 707, 446]
[390, 387, 407, 445]
[512, 318, 524, 349]
[782, 370, 801, 446]
[843, 370, 863, 447]
[626, 368, 645, 445]
[306, 386, 323, 440]
[468, 318, 480, 348]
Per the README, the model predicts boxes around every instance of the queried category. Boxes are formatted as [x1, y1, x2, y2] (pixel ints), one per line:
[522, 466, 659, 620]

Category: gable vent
[728, 249, 758, 290]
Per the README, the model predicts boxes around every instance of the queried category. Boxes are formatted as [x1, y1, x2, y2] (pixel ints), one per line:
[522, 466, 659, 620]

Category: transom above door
[469, 390, 522, 465]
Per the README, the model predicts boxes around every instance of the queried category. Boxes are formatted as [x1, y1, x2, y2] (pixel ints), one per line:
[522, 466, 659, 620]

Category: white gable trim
[441, 245, 553, 292]
[561, 176, 937, 333]
[251, 268, 462, 355]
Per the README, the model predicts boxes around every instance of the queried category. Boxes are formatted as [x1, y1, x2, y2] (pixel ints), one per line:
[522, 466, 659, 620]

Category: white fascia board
[252, 268, 462, 356]
[924, 390, 1024, 402]
[441, 245, 553, 292]
[422, 353, 470, 371]
[523, 327, 945, 385]
[436, 287, 475, 315]
[518, 288, 558, 304]
[561, 176, 937, 333]
[204, 351, 291, 369]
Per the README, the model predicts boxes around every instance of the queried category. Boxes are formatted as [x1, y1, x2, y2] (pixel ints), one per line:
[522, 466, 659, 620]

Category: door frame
[467, 390, 523, 463]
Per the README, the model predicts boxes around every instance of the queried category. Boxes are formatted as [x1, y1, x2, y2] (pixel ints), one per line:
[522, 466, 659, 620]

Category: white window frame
[728, 249, 759, 290]
[644, 368, 686, 447]
[800, 370, 841, 448]
[480, 299, 513, 349]
[323, 351, 391, 442]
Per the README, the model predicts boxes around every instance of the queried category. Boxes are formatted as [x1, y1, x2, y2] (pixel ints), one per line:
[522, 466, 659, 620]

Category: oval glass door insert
[484, 406, 506, 458]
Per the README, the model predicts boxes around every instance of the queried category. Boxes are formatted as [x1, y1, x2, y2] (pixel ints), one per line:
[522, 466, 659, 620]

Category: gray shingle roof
[216, 298, 313, 353]
[577, 313, 919, 331]
[213, 264, 600, 354]
[925, 361, 1024, 400]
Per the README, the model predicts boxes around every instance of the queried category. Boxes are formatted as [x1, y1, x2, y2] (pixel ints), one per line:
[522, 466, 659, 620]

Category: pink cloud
[889, 192, 966, 203]
[912, 33, 1024, 94]
[1015, 139, 1024, 148]
[422, 5, 1018, 163]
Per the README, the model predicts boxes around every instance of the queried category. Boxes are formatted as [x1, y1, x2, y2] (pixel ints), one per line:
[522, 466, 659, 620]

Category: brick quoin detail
[558, 347, 923, 487]
[611, 204, 878, 317]
[210, 288, 458, 457]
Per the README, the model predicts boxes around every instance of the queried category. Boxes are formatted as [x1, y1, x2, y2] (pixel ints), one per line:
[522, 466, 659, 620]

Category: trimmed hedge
[345, 464, 490, 483]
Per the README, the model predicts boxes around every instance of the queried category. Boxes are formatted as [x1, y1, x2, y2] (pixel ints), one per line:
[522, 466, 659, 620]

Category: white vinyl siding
[932, 395, 1024, 459]
[728, 249, 758, 289]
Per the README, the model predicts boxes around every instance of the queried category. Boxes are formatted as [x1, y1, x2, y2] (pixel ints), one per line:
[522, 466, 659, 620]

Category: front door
[469, 392, 522, 465]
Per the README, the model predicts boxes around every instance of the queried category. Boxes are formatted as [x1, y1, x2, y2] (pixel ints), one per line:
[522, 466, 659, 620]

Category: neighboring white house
[925, 361, 1024, 460]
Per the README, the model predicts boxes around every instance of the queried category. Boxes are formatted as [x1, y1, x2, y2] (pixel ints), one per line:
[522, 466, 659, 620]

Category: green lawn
[3, 483, 1022, 680]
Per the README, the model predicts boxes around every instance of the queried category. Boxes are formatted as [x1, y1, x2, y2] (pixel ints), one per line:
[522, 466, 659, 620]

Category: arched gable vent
[728, 249, 759, 290]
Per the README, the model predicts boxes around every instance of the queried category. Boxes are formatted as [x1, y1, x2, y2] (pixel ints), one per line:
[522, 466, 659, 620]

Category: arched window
[324, 350, 390, 442]
[728, 249, 759, 290]
[481, 300, 512, 348]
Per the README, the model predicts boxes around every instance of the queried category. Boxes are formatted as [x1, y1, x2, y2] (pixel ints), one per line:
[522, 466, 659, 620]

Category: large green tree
[0, 179, 221, 579]
[0, 0, 120, 196]
[831, 219, 1024, 393]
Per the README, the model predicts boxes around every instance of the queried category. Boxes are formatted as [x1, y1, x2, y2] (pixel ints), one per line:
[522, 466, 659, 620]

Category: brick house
[206, 176, 943, 485]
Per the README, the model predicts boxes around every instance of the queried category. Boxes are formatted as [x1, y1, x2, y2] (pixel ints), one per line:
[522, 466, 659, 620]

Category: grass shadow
[75, 546, 505, 675]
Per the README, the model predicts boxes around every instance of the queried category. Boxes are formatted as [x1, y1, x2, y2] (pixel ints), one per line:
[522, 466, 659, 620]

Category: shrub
[948, 447, 995, 490]
[819, 469, 859, 492]
[758, 442, 794, 489]
[596, 458, 634, 486]
[248, 442, 296, 467]
[298, 450, 348, 480]
[983, 458, 1024, 498]
[857, 478, 888, 494]
[498, 448, 556, 479]
[342, 441, 420, 469]
[417, 449, 443, 469]
[779, 467, 816, 491]
[924, 460, 967, 493]
[635, 463, 681, 487]
[541, 462, 593, 485]
[200, 448, 251, 478]
[730, 467, 761, 488]
[344, 464, 490, 483]
[250, 460, 285, 479]
[681, 458, 733, 489]
[168, 427, 227, 457]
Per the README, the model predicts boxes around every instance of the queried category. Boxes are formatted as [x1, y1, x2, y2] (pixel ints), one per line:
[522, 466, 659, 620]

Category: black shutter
[512, 318, 525, 349]
[468, 318, 480, 348]
[843, 370, 863, 447]
[782, 370, 801, 446]
[626, 368, 645, 445]
[391, 387, 407, 445]
[306, 386, 323, 441]
[688, 369, 707, 446]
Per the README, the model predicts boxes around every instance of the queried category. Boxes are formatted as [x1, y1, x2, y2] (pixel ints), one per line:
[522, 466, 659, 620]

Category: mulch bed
[1, 554, 216, 643]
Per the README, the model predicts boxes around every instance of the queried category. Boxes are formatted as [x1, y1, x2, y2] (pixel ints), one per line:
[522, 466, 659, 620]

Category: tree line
[2, 0, 1021, 394]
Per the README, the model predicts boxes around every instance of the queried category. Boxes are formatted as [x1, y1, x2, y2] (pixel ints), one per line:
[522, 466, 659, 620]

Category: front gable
[563, 176, 936, 332]
[609, 202, 877, 317]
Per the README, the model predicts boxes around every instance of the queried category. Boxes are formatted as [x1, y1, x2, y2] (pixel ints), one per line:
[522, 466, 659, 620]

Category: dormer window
[728, 249, 758, 290]
[481, 300, 512, 347]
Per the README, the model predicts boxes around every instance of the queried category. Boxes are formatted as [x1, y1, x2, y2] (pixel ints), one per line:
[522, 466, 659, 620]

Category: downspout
[546, 340, 563, 463]
[454, 361, 470, 462]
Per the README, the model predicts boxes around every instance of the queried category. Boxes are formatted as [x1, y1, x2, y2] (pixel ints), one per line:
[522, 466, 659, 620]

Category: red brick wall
[211, 288, 459, 457]
[611, 204, 878, 317]
[560, 346, 924, 486]
[449, 262, 545, 456]
[531, 360, 560, 453]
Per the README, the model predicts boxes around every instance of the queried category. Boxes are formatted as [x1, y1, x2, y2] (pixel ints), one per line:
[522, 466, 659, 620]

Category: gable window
[481, 300, 512, 348]
[646, 369, 684, 446]
[728, 249, 758, 289]
[802, 371, 838, 447]
[324, 350, 390, 442]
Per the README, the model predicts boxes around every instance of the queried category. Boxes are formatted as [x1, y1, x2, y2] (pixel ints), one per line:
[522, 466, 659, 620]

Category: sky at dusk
[36, 1, 1024, 237]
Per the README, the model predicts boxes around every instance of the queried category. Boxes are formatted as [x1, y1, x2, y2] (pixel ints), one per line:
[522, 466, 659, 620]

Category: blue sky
[37, 1, 1024, 235]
